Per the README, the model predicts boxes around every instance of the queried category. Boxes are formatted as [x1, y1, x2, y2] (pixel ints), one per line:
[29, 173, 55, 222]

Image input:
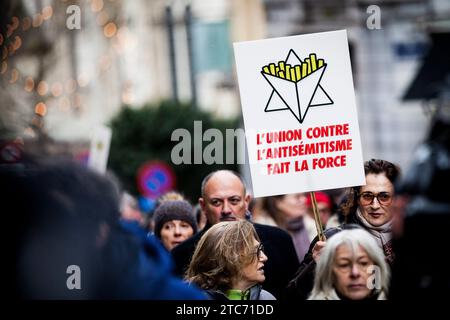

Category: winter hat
[153, 200, 197, 238]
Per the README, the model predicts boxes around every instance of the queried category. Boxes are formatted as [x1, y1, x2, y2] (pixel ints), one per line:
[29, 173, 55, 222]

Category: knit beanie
[153, 200, 197, 238]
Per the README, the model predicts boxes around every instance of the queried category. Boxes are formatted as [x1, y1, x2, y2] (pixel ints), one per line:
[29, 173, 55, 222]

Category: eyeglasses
[358, 192, 393, 206]
[253, 243, 264, 259]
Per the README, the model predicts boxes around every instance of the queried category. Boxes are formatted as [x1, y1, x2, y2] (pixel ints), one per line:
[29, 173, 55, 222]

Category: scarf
[287, 217, 311, 262]
[355, 208, 394, 264]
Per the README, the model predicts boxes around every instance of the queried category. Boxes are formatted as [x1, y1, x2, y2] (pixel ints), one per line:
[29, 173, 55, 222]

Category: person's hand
[312, 241, 326, 262]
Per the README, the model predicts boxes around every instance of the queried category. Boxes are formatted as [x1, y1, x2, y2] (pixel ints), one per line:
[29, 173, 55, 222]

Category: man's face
[358, 173, 395, 227]
[199, 172, 250, 225]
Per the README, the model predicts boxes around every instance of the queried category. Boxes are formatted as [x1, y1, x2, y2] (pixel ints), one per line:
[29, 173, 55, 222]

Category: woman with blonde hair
[309, 228, 390, 300]
[186, 220, 275, 300]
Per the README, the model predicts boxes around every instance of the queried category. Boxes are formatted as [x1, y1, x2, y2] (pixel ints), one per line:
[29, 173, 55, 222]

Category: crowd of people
[3, 152, 448, 301]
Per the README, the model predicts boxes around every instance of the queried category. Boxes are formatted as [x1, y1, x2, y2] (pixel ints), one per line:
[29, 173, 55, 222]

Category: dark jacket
[111, 221, 207, 299]
[171, 222, 300, 300]
[285, 227, 346, 301]
[4, 160, 207, 300]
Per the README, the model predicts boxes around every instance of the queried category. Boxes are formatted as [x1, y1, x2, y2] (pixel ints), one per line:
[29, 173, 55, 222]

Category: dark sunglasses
[358, 192, 393, 206]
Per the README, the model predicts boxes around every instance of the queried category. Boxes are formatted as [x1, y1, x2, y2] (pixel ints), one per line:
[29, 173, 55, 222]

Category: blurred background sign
[0, 140, 22, 164]
[136, 160, 176, 199]
[87, 125, 112, 174]
[193, 20, 232, 73]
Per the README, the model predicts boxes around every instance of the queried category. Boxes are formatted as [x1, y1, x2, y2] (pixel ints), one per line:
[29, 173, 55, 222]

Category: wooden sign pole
[310, 191, 326, 241]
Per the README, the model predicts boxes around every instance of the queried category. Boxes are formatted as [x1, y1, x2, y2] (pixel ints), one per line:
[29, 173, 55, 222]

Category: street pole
[185, 4, 197, 108]
[166, 5, 178, 103]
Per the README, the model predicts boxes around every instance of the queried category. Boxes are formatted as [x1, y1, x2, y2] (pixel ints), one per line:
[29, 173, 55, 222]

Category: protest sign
[234, 30, 365, 197]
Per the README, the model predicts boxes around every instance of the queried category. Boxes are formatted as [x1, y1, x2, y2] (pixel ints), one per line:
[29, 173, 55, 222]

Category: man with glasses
[286, 159, 400, 300]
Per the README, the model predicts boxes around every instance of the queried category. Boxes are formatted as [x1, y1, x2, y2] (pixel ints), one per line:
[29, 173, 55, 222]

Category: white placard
[233, 30, 365, 197]
[88, 125, 112, 174]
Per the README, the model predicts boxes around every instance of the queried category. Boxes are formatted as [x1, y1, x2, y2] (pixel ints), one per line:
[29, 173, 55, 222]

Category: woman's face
[333, 244, 375, 300]
[358, 173, 394, 227]
[275, 193, 308, 219]
[160, 220, 194, 251]
[240, 240, 268, 289]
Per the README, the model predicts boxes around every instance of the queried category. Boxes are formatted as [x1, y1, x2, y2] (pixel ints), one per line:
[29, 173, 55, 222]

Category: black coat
[285, 227, 344, 301]
[171, 222, 300, 300]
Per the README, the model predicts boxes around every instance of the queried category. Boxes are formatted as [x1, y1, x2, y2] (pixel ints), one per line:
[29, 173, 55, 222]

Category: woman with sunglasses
[186, 220, 276, 300]
[338, 158, 400, 264]
[287, 159, 400, 300]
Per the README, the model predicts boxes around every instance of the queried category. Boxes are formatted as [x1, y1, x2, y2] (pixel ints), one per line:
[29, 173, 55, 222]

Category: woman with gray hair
[287, 159, 399, 301]
[186, 220, 276, 300]
[309, 229, 390, 300]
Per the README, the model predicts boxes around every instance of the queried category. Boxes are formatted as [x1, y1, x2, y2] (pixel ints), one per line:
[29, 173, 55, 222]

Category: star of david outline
[261, 49, 334, 124]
